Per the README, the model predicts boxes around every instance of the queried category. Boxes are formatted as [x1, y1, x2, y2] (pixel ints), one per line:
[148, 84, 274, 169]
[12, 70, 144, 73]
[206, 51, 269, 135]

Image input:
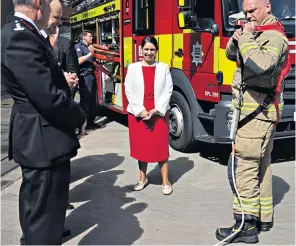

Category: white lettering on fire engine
[205, 91, 219, 98]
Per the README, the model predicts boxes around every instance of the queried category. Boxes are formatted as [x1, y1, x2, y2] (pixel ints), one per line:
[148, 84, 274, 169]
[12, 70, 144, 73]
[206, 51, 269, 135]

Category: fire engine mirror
[177, 0, 191, 8]
[212, 24, 219, 36]
[194, 18, 219, 36]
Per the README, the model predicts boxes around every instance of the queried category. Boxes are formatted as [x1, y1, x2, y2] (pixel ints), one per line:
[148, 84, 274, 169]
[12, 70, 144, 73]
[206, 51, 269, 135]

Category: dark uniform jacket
[57, 36, 80, 76]
[1, 15, 86, 168]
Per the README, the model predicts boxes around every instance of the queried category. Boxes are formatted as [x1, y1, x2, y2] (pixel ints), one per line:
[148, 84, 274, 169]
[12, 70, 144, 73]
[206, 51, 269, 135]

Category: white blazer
[124, 61, 173, 117]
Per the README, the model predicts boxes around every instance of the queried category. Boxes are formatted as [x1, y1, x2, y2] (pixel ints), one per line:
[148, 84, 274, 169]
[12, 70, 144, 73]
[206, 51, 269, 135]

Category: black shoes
[63, 228, 71, 237]
[20, 235, 25, 245]
[86, 122, 102, 129]
[216, 220, 259, 244]
[67, 203, 75, 210]
[257, 220, 274, 232]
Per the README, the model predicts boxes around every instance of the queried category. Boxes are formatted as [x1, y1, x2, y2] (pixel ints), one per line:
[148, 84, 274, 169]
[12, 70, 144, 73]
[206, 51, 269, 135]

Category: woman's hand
[143, 109, 159, 121]
[140, 109, 149, 118]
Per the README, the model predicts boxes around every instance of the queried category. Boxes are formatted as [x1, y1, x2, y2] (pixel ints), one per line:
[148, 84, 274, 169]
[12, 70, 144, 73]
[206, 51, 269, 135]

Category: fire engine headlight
[226, 111, 233, 131]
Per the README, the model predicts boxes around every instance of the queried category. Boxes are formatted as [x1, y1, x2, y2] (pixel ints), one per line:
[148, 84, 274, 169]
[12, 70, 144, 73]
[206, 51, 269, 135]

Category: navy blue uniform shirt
[75, 41, 95, 71]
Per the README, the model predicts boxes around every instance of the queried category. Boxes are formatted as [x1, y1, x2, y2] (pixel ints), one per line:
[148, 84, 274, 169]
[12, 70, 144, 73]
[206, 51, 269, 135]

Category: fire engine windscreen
[228, 0, 295, 22]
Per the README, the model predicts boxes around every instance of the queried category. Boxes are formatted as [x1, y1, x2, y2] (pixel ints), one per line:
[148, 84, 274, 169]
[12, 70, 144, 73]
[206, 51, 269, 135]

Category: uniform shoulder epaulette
[13, 20, 25, 31]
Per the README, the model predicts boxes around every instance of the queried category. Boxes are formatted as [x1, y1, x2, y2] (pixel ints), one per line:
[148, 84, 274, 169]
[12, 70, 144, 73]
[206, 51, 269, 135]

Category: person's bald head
[46, 0, 63, 34]
[243, 0, 272, 25]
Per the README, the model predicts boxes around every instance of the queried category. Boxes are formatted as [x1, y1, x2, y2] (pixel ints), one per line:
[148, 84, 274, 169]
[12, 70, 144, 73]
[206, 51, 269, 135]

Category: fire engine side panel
[154, 1, 174, 65]
[154, 0, 174, 35]
[182, 32, 214, 73]
[122, 0, 133, 112]
[171, 1, 184, 69]
[70, 0, 121, 22]
[154, 34, 173, 66]
[114, 5, 123, 110]
[95, 69, 102, 104]
[217, 37, 237, 88]
[172, 0, 183, 34]
[172, 33, 184, 69]
[130, 0, 174, 65]
[181, 32, 221, 102]
[70, 0, 126, 112]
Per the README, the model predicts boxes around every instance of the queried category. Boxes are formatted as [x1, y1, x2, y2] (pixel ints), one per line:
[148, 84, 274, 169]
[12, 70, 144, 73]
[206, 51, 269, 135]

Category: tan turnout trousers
[228, 118, 274, 222]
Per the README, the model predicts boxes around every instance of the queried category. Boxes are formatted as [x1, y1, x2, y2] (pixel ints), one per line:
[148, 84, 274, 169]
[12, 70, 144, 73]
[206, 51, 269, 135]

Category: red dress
[128, 66, 169, 162]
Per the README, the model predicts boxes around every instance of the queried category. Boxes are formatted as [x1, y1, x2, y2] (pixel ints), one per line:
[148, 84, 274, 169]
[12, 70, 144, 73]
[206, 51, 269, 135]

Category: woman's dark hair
[141, 36, 159, 50]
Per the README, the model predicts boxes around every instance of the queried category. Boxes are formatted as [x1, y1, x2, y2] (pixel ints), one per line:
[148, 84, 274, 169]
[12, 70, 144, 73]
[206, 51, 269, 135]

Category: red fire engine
[70, 0, 295, 152]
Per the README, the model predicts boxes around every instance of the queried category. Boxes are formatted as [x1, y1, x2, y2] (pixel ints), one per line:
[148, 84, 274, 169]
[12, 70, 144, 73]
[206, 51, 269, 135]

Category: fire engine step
[196, 135, 215, 143]
[197, 112, 214, 121]
[284, 79, 295, 89]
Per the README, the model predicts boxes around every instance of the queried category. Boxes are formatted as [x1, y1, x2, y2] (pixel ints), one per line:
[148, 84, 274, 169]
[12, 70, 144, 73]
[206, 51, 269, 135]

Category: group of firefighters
[1, 0, 292, 244]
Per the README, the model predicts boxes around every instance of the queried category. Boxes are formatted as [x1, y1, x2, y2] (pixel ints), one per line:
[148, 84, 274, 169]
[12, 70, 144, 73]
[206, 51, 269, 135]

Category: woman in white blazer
[124, 37, 173, 195]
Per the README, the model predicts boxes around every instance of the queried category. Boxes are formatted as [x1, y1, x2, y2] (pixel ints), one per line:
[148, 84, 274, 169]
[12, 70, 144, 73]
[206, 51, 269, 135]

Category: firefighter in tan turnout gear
[216, 0, 289, 244]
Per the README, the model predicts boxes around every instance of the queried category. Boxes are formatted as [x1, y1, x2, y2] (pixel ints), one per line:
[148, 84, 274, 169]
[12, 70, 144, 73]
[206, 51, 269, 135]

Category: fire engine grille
[283, 65, 295, 103]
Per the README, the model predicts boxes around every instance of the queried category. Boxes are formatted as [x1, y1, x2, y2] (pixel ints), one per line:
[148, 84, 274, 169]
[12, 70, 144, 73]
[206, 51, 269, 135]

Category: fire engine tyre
[169, 91, 194, 152]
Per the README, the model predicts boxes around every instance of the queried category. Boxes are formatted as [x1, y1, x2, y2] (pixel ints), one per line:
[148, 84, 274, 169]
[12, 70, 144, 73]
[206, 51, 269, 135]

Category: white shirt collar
[40, 29, 48, 39]
[14, 12, 40, 34]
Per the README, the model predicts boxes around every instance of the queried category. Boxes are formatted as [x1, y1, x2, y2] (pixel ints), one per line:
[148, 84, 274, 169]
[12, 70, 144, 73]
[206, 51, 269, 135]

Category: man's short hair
[13, 0, 36, 7]
[79, 30, 92, 40]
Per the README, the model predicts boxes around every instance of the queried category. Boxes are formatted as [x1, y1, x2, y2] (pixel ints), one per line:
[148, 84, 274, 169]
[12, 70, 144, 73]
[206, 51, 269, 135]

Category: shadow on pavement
[147, 157, 195, 185]
[95, 110, 128, 128]
[70, 153, 125, 183]
[65, 154, 147, 245]
[272, 175, 291, 207]
[106, 111, 128, 127]
[199, 138, 295, 166]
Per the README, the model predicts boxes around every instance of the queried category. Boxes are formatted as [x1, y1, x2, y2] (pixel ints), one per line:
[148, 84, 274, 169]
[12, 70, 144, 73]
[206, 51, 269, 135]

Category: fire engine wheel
[169, 91, 194, 152]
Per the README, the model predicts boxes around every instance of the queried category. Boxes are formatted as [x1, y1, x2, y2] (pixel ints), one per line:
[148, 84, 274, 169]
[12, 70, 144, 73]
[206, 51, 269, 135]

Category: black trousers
[79, 74, 97, 124]
[19, 161, 70, 245]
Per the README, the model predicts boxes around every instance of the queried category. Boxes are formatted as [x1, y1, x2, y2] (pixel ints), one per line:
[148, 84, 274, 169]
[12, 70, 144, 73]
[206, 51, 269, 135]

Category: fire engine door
[131, 0, 155, 63]
[173, 0, 216, 75]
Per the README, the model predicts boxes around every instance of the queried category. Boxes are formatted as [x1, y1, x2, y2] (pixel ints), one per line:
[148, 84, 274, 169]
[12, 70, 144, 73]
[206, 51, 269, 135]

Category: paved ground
[1, 85, 18, 176]
[1, 114, 295, 245]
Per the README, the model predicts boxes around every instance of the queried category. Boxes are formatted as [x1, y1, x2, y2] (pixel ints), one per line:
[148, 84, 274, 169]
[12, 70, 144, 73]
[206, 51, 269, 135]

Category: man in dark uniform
[75, 30, 101, 129]
[1, 0, 86, 244]
[49, 26, 86, 137]
[49, 27, 84, 211]
[50, 27, 80, 100]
